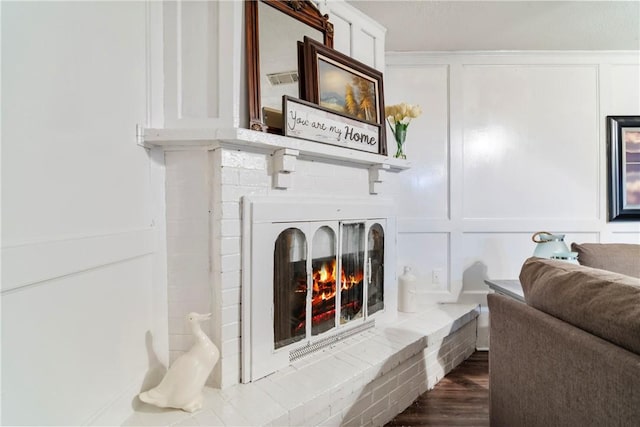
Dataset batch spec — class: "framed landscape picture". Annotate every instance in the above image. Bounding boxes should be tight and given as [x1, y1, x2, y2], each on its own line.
[607, 116, 640, 221]
[301, 36, 386, 155]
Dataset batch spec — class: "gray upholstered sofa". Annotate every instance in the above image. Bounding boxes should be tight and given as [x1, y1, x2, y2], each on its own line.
[488, 244, 640, 426]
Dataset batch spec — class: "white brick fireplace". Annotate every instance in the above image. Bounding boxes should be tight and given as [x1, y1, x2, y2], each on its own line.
[242, 195, 397, 382]
[151, 129, 409, 388]
[139, 129, 480, 426]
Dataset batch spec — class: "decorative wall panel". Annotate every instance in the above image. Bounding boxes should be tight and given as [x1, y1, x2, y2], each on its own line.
[462, 64, 599, 220]
[397, 232, 449, 291]
[610, 64, 640, 114]
[163, 0, 241, 128]
[329, 10, 352, 56]
[178, 1, 218, 119]
[461, 232, 599, 292]
[320, 1, 386, 72]
[385, 65, 449, 219]
[354, 29, 376, 68]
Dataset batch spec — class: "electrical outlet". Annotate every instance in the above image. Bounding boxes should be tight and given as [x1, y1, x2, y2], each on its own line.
[432, 269, 442, 284]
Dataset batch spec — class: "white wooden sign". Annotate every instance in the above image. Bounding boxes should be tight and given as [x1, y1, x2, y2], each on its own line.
[283, 96, 381, 154]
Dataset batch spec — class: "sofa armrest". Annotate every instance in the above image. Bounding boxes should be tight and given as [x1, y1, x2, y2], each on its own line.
[488, 294, 640, 427]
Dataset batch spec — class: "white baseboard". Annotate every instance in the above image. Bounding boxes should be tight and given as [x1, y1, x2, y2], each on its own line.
[85, 373, 146, 426]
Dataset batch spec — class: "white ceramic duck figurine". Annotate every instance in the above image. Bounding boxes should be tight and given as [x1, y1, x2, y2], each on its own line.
[139, 312, 219, 412]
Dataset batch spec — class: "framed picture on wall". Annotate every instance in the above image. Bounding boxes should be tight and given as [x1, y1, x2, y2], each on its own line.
[607, 116, 640, 221]
[300, 36, 387, 155]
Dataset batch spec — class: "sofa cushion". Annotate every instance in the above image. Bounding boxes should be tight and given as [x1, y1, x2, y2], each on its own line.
[520, 257, 640, 355]
[571, 242, 640, 278]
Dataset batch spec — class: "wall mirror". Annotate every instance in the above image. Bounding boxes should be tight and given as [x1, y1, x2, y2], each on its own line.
[246, 0, 333, 133]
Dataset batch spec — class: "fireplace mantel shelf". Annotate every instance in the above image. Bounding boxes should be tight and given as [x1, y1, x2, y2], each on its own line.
[141, 127, 411, 171]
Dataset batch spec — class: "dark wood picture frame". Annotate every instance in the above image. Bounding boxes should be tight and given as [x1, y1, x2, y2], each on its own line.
[301, 36, 387, 155]
[245, 0, 333, 133]
[607, 116, 640, 221]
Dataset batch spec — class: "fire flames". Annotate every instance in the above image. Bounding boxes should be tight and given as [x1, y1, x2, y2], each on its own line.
[293, 259, 364, 333]
[310, 259, 363, 329]
[312, 259, 363, 306]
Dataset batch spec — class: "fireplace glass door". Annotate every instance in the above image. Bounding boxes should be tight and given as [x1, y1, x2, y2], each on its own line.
[340, 223, 365, 325]
[272, 221, 385, 351]
[311, 226, 337, 335]
[367, 223, 384, 315]
[243, 197, 395, 383]
[273, 228, 307, 350]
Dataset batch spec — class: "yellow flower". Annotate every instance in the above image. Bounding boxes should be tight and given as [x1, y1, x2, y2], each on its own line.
[410, 105, 422, 118]
[385, 102, 422, 126]
[384, 105, 397, 118]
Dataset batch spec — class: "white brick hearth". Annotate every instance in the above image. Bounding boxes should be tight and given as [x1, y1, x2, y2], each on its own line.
[125, 303, 479, 427]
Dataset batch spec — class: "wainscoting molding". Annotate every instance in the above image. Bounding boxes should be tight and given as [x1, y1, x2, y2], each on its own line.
[1, 228, 155, 294]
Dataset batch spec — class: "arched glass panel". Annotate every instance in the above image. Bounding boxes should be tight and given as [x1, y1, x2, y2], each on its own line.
[311, 226, 337, 335]
[367, 223, 384, 315]
[273, 228, 307, 349]
[340, 223, 365, 324]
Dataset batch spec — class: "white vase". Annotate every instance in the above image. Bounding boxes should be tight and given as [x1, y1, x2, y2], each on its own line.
[398, 266, 417, 313]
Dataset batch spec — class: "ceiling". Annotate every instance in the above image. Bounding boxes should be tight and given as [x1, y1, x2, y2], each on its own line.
[346, 1, 640, 51]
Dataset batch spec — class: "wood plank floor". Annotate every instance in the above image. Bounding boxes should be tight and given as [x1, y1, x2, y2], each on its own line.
[385, 351, 489, 427]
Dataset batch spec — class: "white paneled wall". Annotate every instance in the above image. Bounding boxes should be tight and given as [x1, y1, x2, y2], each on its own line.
[320, 0, 386, 71]
[609, 65, 640, 113]
[384, 65, 449, 218]
[162, 0, 243, 128]
[2, 3, 149, 242]
[327, 6, 353, 57]
[1, 2, 166, 426]
[462, 64, 599, 219]
[386, 52, 640, 348]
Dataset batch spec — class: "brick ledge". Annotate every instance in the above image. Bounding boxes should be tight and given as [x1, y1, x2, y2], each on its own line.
[123, 303, 480, 426]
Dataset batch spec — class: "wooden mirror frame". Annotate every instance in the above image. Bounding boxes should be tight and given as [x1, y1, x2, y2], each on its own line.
[246, 0, 334, 132]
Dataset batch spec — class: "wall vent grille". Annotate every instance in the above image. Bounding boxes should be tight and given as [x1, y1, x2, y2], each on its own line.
[267, 71, 299, 86]
[289, 320, 375, 362]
